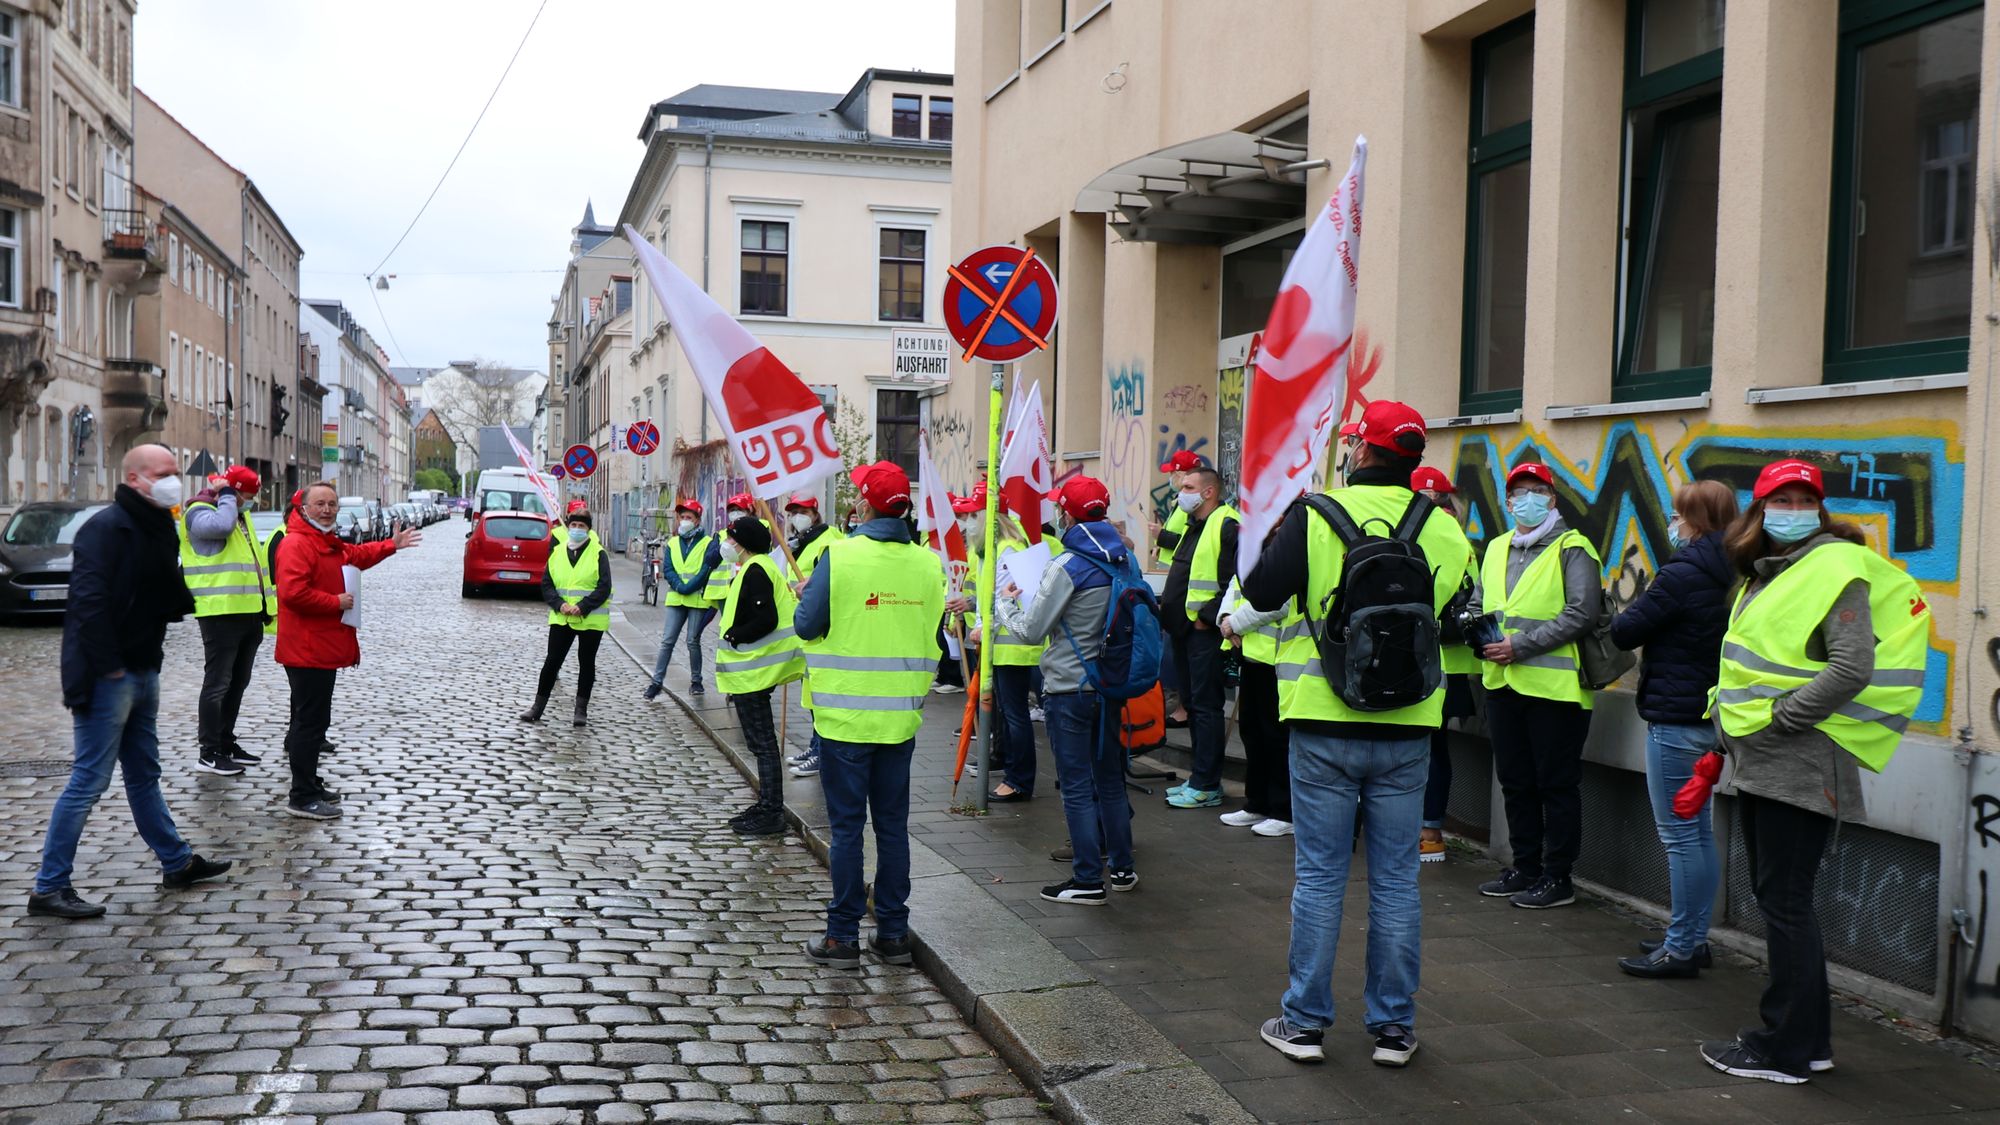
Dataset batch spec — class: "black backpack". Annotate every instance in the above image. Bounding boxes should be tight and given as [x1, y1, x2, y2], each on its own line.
[1301, 492, 1443, 712]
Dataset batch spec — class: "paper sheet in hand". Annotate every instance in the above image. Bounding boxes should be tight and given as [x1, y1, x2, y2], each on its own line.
[341, 565, 360, 628]
[999, 541, 1054, 615]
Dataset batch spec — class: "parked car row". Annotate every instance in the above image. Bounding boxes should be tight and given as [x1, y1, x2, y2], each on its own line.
[0, 501, 106, 617]
[461, 510, 554, 598]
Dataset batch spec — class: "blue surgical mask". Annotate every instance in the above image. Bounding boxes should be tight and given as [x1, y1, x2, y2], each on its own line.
[568, 528, 589, 546]
[1763, 507, 1821, 544]
[1509, 493, 1552, 528]
[1667, 516, 1689, 550]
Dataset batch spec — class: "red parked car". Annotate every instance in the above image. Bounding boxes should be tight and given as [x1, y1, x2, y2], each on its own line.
[462, 511, 553, 598]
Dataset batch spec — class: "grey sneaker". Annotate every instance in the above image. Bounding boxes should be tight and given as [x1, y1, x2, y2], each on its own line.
[1372, 1024, 1418, 1066]
[286, 798, 342, 821]
[1259, 1016, 1324, 1063]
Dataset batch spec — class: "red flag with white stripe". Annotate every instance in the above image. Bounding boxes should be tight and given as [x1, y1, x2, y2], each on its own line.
[916, 431, 968, 597]
[996, 379, 1054, 544]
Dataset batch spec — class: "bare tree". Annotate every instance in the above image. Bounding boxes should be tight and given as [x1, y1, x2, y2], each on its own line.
[425, 358, 533, 454]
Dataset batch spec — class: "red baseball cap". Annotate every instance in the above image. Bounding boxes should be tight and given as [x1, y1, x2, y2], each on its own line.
[849, 461, 913, 514]
[1338, 422, 1361, 440]
[1049, 476, 1111, 521]
[1410, 467, 1455, 495]
[784, 493, 819, 512]
[1159, 450, 1206, 473]
[1753, 459, 1825, 500]
[1356, 400, 1426, 454]
[674, 498, 703, 516]
[725, 492, 754, 512]
[565, 498, 590, 516]
[950, 482, 987, 515]
[1507, 463, 1555, 489]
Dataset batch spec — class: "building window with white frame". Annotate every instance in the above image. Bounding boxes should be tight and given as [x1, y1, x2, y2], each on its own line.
[0, 206, 21, 309]
[740, 220, 789, 316]
[50, 256, 62, 343]
[168, 331, 179, 398]
[0, 8, 23, 109]
[878, 228, 926, 321]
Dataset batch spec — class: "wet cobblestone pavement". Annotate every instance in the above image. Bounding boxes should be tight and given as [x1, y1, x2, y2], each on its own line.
[0, 529, 1047, 1124]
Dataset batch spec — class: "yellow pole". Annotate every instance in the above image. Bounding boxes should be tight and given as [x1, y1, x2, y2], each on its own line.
[974, 363, 1005, 811]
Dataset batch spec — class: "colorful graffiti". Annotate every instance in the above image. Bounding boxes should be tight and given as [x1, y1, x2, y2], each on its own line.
[1108, 364, 1146, 417]
[672, 440, 748, 532]
[1163, 383, 1212, 413]
[1444, 417, 1964, 733]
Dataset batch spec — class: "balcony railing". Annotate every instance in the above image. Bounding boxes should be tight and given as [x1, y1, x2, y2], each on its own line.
[102, 209, 162, 262]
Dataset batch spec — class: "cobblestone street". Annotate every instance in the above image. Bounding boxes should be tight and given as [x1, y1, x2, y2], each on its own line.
[0, 530, 1046, 1125]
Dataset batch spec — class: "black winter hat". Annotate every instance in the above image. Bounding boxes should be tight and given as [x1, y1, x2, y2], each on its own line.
[727, 515, 772, 554]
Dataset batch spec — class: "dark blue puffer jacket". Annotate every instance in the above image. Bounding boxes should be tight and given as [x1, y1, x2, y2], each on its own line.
[1610, 531, 1737, 725]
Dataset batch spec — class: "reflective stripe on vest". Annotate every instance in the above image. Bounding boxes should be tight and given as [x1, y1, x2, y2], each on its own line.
[1715, 540, 1930, 772]
[663, 534, 713, 608]
[1479, 528, 1598, 708]
[547, 536, 610, 631]
[177, 503, 269, 617]
[802, 536, 944, 744]
[1276, 486, 1474, 726]
[715, 553, 806, 694]
[973, 543, 1047, 666]
[1185, 504, 1240, 621]
[1157, 506, 1188, 567]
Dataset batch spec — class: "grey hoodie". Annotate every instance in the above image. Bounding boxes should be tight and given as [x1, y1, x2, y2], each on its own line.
[993, 521, 1125, 695]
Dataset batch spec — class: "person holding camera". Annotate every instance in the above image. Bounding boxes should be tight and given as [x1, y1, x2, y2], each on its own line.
[179, 464, 274, 777]
[1411, 468, 1477, 864]
[1475, 463, 1603, 910]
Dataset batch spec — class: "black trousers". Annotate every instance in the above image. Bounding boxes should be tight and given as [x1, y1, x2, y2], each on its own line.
[1183, 627, 1228, 792]
[732, 688, 782, 812]
[283, 666, 337, 806]
[196, 613, 264, 754]
[1237, 660, 1291, 821]
[1485, 687, 1592, 880]
[536, 625, 602, 701]
[1740, 794, 1834, 1070]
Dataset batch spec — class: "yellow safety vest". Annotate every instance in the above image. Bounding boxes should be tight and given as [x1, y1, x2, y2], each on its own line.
[715, 552, 806, 694]
[547, 535, 610, 632]
[972, 541, 1047, 667]
[1185, 504, 1240, 622]
[1276, 486, 1473, 726]
[663, 533, 713, 608]
[261, 527, 283, 637]
[1480, 528, 1599, 708]
[704, 521, 766, 605]
[1222, 577, 1287, 667]
[795, 525, 835, 578]
[177, 502, 270, 618]
[1716, 541, 1930, 772]
[803, 535, 944, 744]
[1441, 542, 1480, 674]
[1158, 506, 1189, 568]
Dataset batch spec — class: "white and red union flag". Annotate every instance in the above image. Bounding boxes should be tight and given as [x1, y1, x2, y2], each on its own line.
[623, 225, 842, 499]
[915, 431, 969, 596]
[1236, 136, 1367, 581]
[997, 379, 1054, 544]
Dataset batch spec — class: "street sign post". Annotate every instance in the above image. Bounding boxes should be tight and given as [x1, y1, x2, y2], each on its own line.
[626, 419, 661, 456]
[549, 462, 567, 480]
[891, 328, 951, 380]
[563, 444, 598, 480]
[943, 245, 1060, 364]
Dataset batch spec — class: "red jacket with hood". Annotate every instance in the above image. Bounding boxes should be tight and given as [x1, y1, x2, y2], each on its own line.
[274, 508, 397, 669]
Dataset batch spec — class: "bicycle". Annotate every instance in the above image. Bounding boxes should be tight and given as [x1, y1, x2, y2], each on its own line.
[639, 533, 663, 605]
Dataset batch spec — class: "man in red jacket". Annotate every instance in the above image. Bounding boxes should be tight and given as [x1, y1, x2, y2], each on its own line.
[275, 482, 421, 819]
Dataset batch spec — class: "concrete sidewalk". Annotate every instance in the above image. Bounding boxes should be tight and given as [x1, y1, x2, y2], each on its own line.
[603, 551, 2000, 1123]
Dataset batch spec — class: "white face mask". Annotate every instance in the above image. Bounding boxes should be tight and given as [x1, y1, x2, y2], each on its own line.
[958, 515, 983, 541]
[677, 518, 696, 535]
[143, 473, 183, 509]
[719, 538, 741, 561]
[307, 515, 335, 533]
[789, 513, 813, 533]
[727, 509, 747, 523]
[1175, 489, 1202, 513]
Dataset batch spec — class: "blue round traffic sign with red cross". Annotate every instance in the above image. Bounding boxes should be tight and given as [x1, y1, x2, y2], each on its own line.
[943, 245, 1059, 363]
[627, 419, 660, 456]
[563, 444, 597, 480]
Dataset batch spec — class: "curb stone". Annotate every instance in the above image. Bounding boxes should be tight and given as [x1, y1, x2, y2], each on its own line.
[608, 616, 1257, 1125]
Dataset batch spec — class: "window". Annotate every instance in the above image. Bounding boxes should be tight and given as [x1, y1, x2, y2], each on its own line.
[1827, 0, 1982, 381]
[0, 8, 21, 109]
[929, 97, 953, 142]
[740, 220, 789, 315]
[65, 0, 77, 39]
[875, 389, 921, 477]
[65, 112, 79, 197]
[1614, 0, 1724, 401]
[83, 128, 97, 208]
[83, 276, 96, 353]
[168, 233, 179, 281]
[891, 93, 921, 139]
[1460, 16, 1533, 412]
[0, 207, 20, 308]
[878, 228, 926, 321]
[49, 256, 61, 343]
[167, 333, 179, 398]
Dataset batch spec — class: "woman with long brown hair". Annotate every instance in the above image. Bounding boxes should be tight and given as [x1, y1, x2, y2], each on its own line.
[1698, 460, 1928, 1085]
[1608, 480, 1738, 980]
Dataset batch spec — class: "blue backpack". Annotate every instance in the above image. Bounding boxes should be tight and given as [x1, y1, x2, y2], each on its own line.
[1058, 551, 1164, 701]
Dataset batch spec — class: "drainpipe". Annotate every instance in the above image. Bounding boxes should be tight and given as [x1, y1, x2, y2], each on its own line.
[700, 129, 712, 444]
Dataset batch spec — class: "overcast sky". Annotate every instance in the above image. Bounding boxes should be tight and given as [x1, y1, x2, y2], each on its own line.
[133, 0, 955, 372]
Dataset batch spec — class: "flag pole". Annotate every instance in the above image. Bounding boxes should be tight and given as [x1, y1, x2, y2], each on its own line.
[748, 494, 804, 584]
[974, 363, 1004, 813]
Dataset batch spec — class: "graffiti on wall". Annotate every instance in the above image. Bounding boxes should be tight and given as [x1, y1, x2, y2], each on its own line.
[672, 440, 747, 532]
[1444, 417, 1963, 732]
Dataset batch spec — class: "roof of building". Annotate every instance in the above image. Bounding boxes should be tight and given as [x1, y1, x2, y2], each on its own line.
[638, 70, 954, 148]
[388, 365, 433, 386]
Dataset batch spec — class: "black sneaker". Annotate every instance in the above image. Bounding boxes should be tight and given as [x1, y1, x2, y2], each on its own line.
[1372, 1024, 1419, 1067]
[731, 811, 786, 837]
[1619, 946, 1699, 979]
[1040, 879, 1107, 906]
[801, 936, 861, 969]
[1478, 867, 1535, 897]
[286, 798, 342, 821]
[319, 739, 337, 756]
[1107, 869, 1138, 892]
[161, 854, 233, 889]
[871, 932, 914, 966]
[1640, 938, 1713, 968]
[690, 682, 705, 697]
[1258, 1016, 1324, 1063]
[226, 742, 261, 764]
[1701, 1039, 1809, 1084]
[196, 750, 244, 777]
[1510, 875, 1576, 910]
[26, 888, 105, 919]
[642, 682, 662, 702]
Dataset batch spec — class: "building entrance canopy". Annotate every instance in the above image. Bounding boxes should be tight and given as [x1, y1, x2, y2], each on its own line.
[1074, 130, 1319, 245]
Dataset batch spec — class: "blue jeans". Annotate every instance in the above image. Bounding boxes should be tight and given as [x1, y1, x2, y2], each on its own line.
[1645, 721, 1719, 957]
[820, 737, 914, 942]
[36, 671, 193, 894]
[1043, 691, 1134, 886]
[993, 663, 1035, 794]
[1281, 730, 1428, 1034]
[650, 603, 715, 688]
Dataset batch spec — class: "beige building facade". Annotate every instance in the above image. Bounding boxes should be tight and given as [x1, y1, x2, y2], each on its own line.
[949, 0, 2000, 1033]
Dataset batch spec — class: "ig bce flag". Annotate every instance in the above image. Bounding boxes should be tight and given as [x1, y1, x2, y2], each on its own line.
[624, 225, 842, 500]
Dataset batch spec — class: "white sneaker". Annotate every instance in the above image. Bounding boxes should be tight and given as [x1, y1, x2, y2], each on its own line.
[1251, 819, 1295, 837]
[1219, 810, 1263, 828]
[931, 681, 965, 695]
[1029, 706, 1046, 723]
